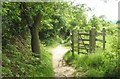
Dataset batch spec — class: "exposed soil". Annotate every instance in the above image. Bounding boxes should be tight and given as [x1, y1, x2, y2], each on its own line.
[52, 45, 76, 77]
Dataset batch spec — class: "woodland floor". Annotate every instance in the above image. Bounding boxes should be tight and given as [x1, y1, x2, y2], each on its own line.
[52, 45, 76, 77]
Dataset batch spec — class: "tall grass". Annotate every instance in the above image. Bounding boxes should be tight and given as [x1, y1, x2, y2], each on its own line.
[2, 42, 54, 77]
[63, 33, 119, 77]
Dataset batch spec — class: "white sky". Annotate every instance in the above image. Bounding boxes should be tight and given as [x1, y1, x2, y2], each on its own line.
[73, 0, 120, 22]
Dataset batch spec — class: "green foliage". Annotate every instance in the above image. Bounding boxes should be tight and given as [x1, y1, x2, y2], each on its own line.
[63, 34, 119, 77]
[2, 41, 54, 77]
[2, 2, 29, 38]
[64, 50, 118, 77]
[2, 1, 119, 77]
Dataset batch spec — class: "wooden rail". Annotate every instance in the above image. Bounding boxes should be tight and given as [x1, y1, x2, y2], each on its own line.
[70, 27, 106, 55]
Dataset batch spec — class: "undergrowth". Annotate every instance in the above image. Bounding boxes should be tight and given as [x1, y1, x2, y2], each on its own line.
[63, 34, 119, 77]
[64, 49, 119, 77]
[2, 38, 54, 77]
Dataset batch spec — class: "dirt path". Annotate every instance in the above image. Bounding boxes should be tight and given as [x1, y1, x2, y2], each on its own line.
[52, 45, 76, 77]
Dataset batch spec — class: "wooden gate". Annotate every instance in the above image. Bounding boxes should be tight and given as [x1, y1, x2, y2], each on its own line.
[70, 27, 106, 56]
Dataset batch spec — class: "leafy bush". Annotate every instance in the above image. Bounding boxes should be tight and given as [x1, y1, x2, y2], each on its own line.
[2, 41, 54, 77]
[64, 49, 118, 77]
[63, 26, 119, 77]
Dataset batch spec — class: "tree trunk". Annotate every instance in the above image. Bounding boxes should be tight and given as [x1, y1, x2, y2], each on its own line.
[30, 26, 40, 54]
[20, 2, 42, 55]
[29, 13, 42, 55]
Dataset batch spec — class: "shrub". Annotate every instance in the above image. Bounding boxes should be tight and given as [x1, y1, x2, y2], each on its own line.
[64, 48, 118, 77]
[2, 41, 54, 77]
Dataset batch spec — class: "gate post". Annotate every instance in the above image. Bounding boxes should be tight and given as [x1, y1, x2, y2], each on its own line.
[102, 28, 106, 50]
[70, 30, 74, 56]
[90, 27, 96, 53]
[78, 31, 79, 54]
[89, 30, 92, 53]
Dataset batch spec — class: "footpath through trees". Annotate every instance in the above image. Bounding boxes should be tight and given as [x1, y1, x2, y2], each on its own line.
[52, 45, 76, 77]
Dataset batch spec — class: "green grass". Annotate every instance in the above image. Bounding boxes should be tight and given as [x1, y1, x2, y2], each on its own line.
[64, 50, 118, 77]
[44, 36, 63, 52]
[63, 34, 119, 77]
[2, 42, 54, 77]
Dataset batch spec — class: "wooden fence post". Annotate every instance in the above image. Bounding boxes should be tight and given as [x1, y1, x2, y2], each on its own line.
[70, 30, 74, 56]
[90, 27, 96, 53]
[89, 30, 92, 53]
[102, 28, 106, 50]
[78, 31, 79, 54]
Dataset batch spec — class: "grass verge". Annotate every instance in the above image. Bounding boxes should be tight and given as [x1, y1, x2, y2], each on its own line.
[2, 41, 54, 77]
[63, 34, 119, 77]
